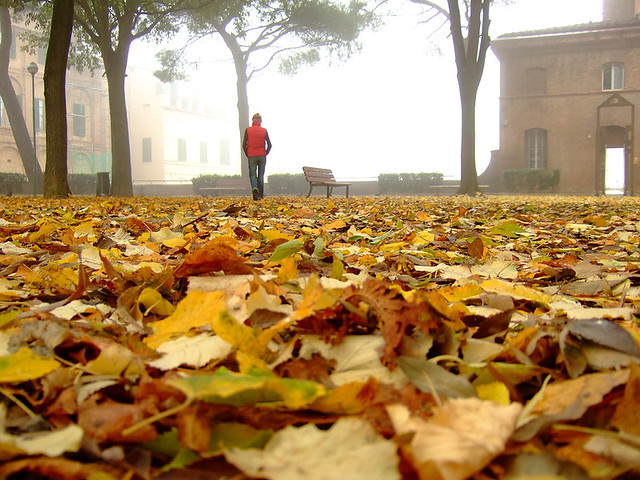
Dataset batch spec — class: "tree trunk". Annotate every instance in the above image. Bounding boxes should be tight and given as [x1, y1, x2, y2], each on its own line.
[43, 0, 74, 198]
[235, 63, 250, 180]
[0, 7, 43, 192]
[103, 47, 133, 197]
[447, 0, 491, 196]
[218, 27, 250, 180]
[458, 81, 479, 194]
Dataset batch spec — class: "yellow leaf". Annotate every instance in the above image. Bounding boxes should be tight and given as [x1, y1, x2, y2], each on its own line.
[476, 382, 510, 405]
[163, 236, 188, 249]
[73, 221, 97, 238]
[311, 381, 372, 414]
[29, 219, 62, 243]
[439, 284, 484, 303]
[330, 254, 344, 280]
[138, 287, 175, 316]
[323, 219, 347, 231]
[276, 256, 298, 283]
[378, 242, 407, 252]
[212, 310, 269, 359]
[84, 338, 138, 376]
[145, 290, 227, 349]
[260, 229, 294, 241]
[412, 230, 435, 246]
[0, 348, 60, 382]
[480, 278, 552, 306]
[290, 275, 335, 321]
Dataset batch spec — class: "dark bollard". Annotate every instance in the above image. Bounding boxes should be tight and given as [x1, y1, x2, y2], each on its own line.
[96, 172, 110, 196]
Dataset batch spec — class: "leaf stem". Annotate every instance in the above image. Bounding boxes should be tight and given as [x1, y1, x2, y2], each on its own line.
[122, 397, 192, 437]
[0, 385, 38, 419]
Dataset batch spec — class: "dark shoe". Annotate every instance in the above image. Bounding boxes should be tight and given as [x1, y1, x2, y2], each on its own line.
[252, 188, 259, 201]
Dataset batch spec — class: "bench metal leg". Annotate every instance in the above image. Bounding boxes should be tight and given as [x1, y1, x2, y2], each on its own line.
[307, 184, 313, 197]
[327, 186, 332, 198]
[345, 185, 349, 198]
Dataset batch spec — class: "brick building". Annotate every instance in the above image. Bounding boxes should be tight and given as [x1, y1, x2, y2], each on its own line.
[489, 0, 640, 195]
[0, 20, 111, 183]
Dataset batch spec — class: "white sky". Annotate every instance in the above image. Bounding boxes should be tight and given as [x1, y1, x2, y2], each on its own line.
[131, 0, 605, 180]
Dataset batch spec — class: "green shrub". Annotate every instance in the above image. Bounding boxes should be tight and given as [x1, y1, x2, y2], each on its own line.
[0, 173, 29, 195]
[267, 173, 307, 195]
[191, 174, 241, 194]
[378, 172, 443, 194]
[502, 169, 560, 193]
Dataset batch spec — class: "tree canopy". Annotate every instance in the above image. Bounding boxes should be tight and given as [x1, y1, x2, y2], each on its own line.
[158, 0, 377, 178]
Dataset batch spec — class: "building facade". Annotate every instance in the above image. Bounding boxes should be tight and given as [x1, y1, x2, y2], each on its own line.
[126, 64, 240, 185]
[1, 17, 240, 191]
[0, 21, 111, 180]
[491, 0, 640, 195]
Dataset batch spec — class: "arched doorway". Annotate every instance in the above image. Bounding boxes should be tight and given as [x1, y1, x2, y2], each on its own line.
[596, 94, 634, 195]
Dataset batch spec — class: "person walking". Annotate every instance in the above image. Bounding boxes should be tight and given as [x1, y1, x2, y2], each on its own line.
[243, 113, 272, 200]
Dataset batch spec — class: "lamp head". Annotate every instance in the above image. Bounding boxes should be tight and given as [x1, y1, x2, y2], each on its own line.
[27, 62, 38, 76]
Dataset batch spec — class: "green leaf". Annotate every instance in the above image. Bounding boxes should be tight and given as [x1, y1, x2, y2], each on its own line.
[370, 230, 395, 245]
[0, 309, 18, 329]
[398, 356, 476, 399]
[268, 239, 303, 263]
[489, 221, 528, 238]
[313, 237, 324, 257]
[168, 367, 326, 409]
[209, 422, 273, 454]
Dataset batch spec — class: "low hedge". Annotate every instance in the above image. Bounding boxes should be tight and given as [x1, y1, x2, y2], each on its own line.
[191, 174, 242, 194]
[378, 172, 443, 194]
[0, 173, 29, 195]
[502, 169, 560, 193]
[267, 173, 307, 195]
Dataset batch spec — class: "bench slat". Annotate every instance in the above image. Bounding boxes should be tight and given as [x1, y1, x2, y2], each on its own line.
[303, 166, 351, 198]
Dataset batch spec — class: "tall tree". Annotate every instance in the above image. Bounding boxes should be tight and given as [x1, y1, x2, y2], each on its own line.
[0, 6, 43, 192]
[412, 0, 492, 195]
[43, 0, 73, 197]
[69, 1, 193, 196]
[164, 0, 375, 179]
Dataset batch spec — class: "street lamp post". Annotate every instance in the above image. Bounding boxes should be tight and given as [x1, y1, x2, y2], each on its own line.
[27, 62, 38, 195]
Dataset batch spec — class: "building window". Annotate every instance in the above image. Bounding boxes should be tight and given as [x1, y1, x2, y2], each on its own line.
[142, 137, 152, 163]
[525, 67, 546, 95]
[0, 99, 7, 125]
[219, 138, 230, 165]
[38, 48, 46, 64]
[10, 33, 16, 59]
[72, 103, 86, 137]
[200, 141, 207, 163]
[602, 62, 624, 91]
[35, 98, 44, 131]
[525, 128, 547, 169]
[178, 138, 186, 162]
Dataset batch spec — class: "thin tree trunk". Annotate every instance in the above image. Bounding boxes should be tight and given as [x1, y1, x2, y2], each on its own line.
[0, 7, 42, 191]
[44, 0, 74, 198]
[218, 26, 250, 180]
[235, 63, 250, 180]
[103, 48, 133, 197]
[447, 0, 490, 196]
[458, 84, 479, 194]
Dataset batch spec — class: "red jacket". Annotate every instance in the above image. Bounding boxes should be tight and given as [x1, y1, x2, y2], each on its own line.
[243, 121, 272, 157]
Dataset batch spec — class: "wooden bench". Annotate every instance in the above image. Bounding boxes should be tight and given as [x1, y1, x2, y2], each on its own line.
[199, 178, 248, 196]
[303, 166, 351, 198]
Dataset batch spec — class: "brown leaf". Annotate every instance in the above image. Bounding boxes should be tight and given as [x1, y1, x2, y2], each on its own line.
[468, 237, 485, 259]
[174, 238, 253, 277]
[0, 457, 125, 480]
[78, 396, 159, 443]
